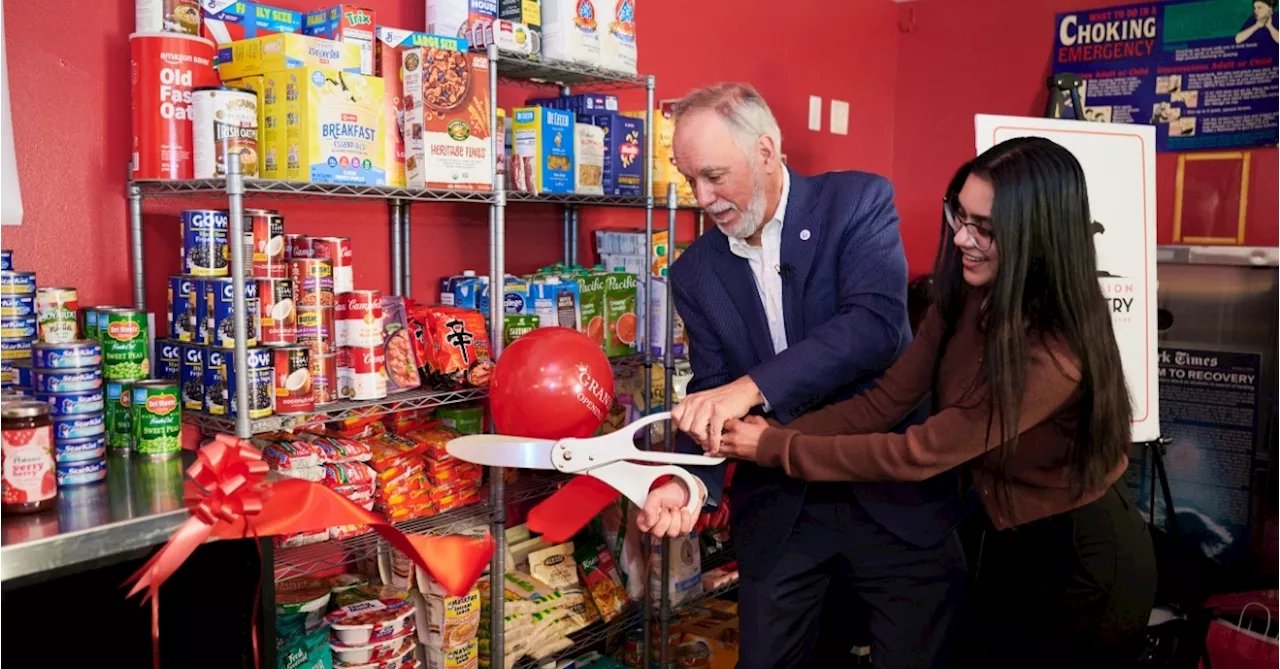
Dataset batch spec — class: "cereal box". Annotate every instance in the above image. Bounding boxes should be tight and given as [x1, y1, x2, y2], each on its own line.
[427, 0, 498, 39]
[303, 5, 377, 76]
[216, 33, 361, 80]
[258, 71, 288, 178]
[202, 1, 302, 54]
[376, 29, 468, 188]
[584, 111, 643, 196]
[640, 105, 695, 205]
[575, 123, 605, 195]
[402, 48, 493, 191]
[266, 68, 387, 185]
[599, 0, 637, 74]
[541, 0, 601, 65]
[511, 106, 575, 194]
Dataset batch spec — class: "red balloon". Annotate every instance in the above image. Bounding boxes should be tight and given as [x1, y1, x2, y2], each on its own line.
[490, 327, 615, 439]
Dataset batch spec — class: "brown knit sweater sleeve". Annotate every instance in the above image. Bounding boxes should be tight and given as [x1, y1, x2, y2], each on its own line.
[777, 306, 946, 437]
[756, 341, 1082, 483]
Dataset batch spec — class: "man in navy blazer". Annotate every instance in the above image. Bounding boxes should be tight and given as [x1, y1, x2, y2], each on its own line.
[635, 83, 969, 668]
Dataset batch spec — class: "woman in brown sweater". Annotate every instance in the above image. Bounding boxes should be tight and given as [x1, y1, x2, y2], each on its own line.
[714, 137, 1157, 668]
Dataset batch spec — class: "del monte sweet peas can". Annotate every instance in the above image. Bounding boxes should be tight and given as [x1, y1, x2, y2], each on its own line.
[132, 380, 182, 459]
[99, 309, 151, 381]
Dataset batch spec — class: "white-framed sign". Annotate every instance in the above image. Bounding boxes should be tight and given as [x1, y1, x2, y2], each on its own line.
[975, 114, 1160, 443]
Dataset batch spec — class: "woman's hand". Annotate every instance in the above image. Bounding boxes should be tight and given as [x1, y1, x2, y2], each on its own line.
[719, 416, 769, 462]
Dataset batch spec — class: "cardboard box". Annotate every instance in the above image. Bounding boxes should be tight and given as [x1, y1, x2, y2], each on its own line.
[303, 5, 377, 76]
[681, 615, 740, 669]
[263, 68, 387, 185]
[224, 75, 270, 176]
[427, 0, 498, 39]
[527, 93, 618, 114]
[575, 123, 605, 195]
[401, 48, 494, 191]
[202, 1, 302, 56]
[584, 111, 643, 196]
[216, 33, 361, 80]
[511, 106, 575, 194]
[375, 28, 469, 187]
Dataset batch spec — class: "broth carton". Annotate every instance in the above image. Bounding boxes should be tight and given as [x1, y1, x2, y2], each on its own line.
[402, 48, 494, 191]
[303, 5, 377, 76]
[511, 106, 576, 194]
[603, 269, 637, 357]
[529, 277, 580, 330]
[375, 29, 468, 187]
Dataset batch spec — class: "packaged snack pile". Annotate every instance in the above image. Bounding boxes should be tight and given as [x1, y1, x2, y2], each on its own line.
[406, 303, 495, 390]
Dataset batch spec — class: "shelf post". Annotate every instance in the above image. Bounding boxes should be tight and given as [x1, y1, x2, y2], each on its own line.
[391, 199, 405, 296]
[641, 72, 656, 669]
[562, 207, 573, 266]
[658, 181, 679, 668]
[128, 179, 146, 310]
[227, 153, 252, 440]
[570, 207, 580, 267]
[486, 42, 507, 667]
[401, 205, 413, 298]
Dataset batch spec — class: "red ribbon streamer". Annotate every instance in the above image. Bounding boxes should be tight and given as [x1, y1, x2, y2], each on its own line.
[124, 434, 495, 669]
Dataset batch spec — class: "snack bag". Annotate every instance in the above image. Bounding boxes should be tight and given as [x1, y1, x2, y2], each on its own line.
[380, 295, 422, 392]
[425, 306, 495, 388]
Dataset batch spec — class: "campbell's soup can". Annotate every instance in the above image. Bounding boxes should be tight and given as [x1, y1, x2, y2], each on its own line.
[192, 86, 259, 179]
[335, 290, 383, 348]
[311, 353, 337, 406]
[246, 210, 286, 278]
[257, 278, 297, 345]
[272, 345, 313, 415]
[337, 345, 387, 401]
[286, 234, 312, 260]
[129, 33, 219, 181]
[309, 237, 353, 294]
[135, 0, 201, 34]
[289, 258, 334, 308]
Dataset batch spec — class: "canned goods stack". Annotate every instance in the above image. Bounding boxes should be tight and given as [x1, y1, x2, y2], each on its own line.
[0, 251, 36, 392]
[96, 307, 152, 458]
[336, 290, 388, 401]
[33, 340, 108, 482]
[292, 256, 338, 407]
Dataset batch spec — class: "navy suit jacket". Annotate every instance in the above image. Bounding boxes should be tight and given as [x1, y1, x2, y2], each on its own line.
[670, 168, 970, 577]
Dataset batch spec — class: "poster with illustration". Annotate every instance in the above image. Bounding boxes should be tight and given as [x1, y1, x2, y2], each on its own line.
[1052, 0, 1278, 152]
[975, 114, 1159, 443]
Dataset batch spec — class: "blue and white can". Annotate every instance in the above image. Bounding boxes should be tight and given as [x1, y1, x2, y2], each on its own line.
[205, 277, 259, 348]
[180, 209, 231, 277]
[37, 388, 106, 416]
[168, 275, 198, 342]
[0, 249, 11, 271]
[32, 340, 102, 369]
[0, 317, 36, 340]
[56, 459, 108, 486]
[155, 338, 181, 381]
[0, 271, 36, 295]
[203, 347, 228, 415]
[53, 413, 107, 440]
[33, 366, 103, 394]
[180, 343, 205, 412]
[1, 337, 33, 362]
[55, 434, 108, 464]
[0, 294, 35, 318]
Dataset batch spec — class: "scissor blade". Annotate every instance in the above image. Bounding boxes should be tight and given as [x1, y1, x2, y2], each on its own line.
[446, 435, 558, 470]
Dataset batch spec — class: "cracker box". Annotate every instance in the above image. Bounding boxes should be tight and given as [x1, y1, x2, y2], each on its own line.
[224, 75, 270, 176]
[575, 123, 605, 195]
[303, 5, 377, 76]
[401, 48, 494, 191]
[427, 0, 498, 39]
[511, 106, 575, 194]
[599, 0, 637, 74]
[264, 68, 387, 185]
[541, 0, 601, 65]
[202, 1, 302, 55]
[584, 111, 643, 196]
[376, 29, 468, 188]
[216, 33, 361, 80]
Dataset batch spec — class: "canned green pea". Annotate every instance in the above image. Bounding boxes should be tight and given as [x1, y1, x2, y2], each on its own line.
[99, 309, 151, 381]
[131, 380, 182, 459]
[106, 381, 134, 454]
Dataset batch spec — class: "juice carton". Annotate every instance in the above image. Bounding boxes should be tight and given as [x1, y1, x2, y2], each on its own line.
[577, 271, 607, 348]
[453, 276, 487, 310]
[402, 48, 494, 191]
[603, 269, 638, 357]
[641, 275, 686, 358]
[511, 106, 575, 194]
[303, 5, 377, 76]
[216, 33, 361, 80]
[374, 29, 468, 187]
[503, 314, 540, 347]
[265, 67, 387, 185]
[529, 277, 580, 330]
[651, 229, 680, 276]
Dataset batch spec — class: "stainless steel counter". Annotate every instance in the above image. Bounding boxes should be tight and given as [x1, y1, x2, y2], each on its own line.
[1, 452, 192, 583]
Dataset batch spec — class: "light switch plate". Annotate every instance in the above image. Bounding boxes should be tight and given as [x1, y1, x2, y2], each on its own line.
[830, 100, 849, 135]
[808, 95, 822, 131]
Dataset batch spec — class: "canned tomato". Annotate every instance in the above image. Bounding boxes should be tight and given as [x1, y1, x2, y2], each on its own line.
[289, 258, 334, 308]
[0, 294, 34, 318]
[192, 86, 259, 179]
[99, 309, 151, 381]
[37, 389, 106, 416]
[54, 434, 107, 464]
[181, 209, 231, 277]
[179, 343, 205, 412]
[33, 367, 103, 394]
[309, 237, 353, 294]
[2, 338, 33, 362]
[272, 345, 313, 415]
[286, 234, 312, 259]
[0, 250, 10, 270]
[338, 345, 387, 401]
[311, 353, 338, 406]
[132, 380, 183, 459]
[82, 306, 127, 341]
[1, 317, 36, 340]
[167, 275, 198, 341]
[56, 459, 108, 487]
[247, 210, 287, 278]
[0, 271, 36, 295]
[53, 413, 106, 441]
[335, 290, 383, 347]
[297, 307, 335, 354]
[129, 32, 218, 180]
[203, 347, 228, 415]
[105, 381, 134, 453]
[257, 278, 298, 345]
[205, 277, 259, 348]
[35, 287, 79, 343]
[224, 347, 273, 419]
[33, 340, 102, 370]
[135, 0, 201, 34]
[155, 338, 181, 380]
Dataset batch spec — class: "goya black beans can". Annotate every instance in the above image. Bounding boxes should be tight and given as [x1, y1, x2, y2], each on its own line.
[155, 338, 181, 381]
[203, 347, 228, 415]
[132, 380, 182, 459]
[179, 343, 205, 412]
[205, 277, 259, 348]
[167, 275, 199, 342]
[32, 340, 102, 369]
[225, 346, 273, 419]
[99, 308, 151, 381]
[192, 278, 209, 344]
[105, 381, 133, 453]
[180, 209, 231, 277]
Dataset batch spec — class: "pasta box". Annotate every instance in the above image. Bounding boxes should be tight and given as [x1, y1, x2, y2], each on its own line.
[375, 28, 468, 187]
[401, 48, 494, 191]
[201, 1, 302, 51]
[303, 5, 378, 76]
[511, 106, 576, 194]
[527, 93, 618, 114]
[584, 111, 643, 196]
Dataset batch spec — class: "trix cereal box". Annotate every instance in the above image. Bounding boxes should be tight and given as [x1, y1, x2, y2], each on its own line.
[376, 29, 468, 188]
[401, 48, 494, 191]
[202, 1, 302, 54]
[263, 68, 387, 185]
[217, 33, 361, 80]
[303, 5, 377, 76]
[511, 106, 576, 194]
[584, 111, 643, 196]
[426, 0, 498, 39]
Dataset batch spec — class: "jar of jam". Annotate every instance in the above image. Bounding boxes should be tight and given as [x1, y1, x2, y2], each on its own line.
[2, 400, 56, 514]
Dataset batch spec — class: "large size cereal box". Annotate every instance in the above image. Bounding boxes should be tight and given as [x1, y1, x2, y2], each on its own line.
[401, 48, 494, 191]
[303, 5, 377, 76]
[217, 33, 361, 80]
[376, 29, 469, 188]
[202, 1, 303, 57]
[511, 106, 575, 194]
[267, 68, 387, 185]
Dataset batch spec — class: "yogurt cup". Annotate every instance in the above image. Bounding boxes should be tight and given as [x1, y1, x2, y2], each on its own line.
[339, 645, 417, 669]
[329, 632, 416, 666]
[326, 598, 416, 646]
[56, 458, 108, 486]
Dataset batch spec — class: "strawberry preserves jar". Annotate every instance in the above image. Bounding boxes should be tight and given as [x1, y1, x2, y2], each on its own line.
[2, 400, 55, 514]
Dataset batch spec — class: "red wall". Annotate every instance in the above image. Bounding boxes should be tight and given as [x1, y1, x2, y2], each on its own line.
[2, 0, 900, 321]
[891, 0, 1279, 276]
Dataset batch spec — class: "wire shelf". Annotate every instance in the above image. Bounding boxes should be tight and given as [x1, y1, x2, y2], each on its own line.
[495, 55, 647, 90]
[183, 387, 489, 436]
[507, 191, 647, 207]
[131, 178, 497, 203]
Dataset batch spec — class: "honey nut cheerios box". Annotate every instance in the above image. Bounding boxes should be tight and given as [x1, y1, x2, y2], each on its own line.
[217, 32, 361, 80]
[401, 48, 494, 191]
[376, 28, 469, 188]
[262, 67, 387, 185]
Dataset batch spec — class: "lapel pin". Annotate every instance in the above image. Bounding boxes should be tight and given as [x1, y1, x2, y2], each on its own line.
[800, 229, 811, 241]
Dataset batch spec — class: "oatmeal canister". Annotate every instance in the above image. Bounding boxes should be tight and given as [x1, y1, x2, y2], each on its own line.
[35, 287, 80, 343]
[247, 209, 287, 278]
[272, 345, 313, 414]
[257, 278, 298, 345]
[2, 401, 56, 514]
[192, 86, 259, 179]
[335, 290, 383, 347]
[130, 32, 219, 180]
[132, 380, 183, 459]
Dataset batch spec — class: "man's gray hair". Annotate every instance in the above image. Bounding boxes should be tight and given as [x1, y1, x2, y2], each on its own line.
[672, 82, 782, 161]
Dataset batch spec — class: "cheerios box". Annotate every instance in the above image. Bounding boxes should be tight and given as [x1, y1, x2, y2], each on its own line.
[216, 32, 361, 80]
[263, 67, 387, 185]
[401, 48, 493, 191]
[376, 28, 469, 188]
[511, 106, 576, 194]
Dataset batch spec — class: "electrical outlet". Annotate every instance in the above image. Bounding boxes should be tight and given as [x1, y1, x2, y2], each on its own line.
[830, 100, 849, 135]
[808, 96, 822, 131]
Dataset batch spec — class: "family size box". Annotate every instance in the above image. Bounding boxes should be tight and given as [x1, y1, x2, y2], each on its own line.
[303, 5, 377, 76]
[401, 48, 494, 191]
[202, 1, 302, 52]
[541, 0, 601, 64]
[584, 111, 643, 196]
[427, 0, 498, 38]
[216, 33, 361, 80]
[511, 106, 575, 194]
[263, 68, 387, 185]
[376, 29, 469, 187]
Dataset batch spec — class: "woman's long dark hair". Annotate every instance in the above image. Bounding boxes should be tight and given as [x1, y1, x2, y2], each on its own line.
[929, 136, 1131, 500]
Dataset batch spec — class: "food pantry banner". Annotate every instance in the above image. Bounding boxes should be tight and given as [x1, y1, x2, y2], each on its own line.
[975, 115, 1159, 443]
[1052, 0, 1279, 152]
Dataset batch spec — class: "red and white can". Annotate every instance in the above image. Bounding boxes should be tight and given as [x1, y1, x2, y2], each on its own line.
[286, 234, 312, 260]
[271, 345, 313, 415]
[256, 278, 297, 345]
[289, 258, 334, 308]
[129, 32, 219, 180]
[311, 353, 338, 406]
[309, 237, 353, 294]
[338, 345, 388, 401]
[335, 290, 383, 348]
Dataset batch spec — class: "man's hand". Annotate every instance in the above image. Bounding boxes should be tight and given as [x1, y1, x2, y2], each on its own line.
[672, 375, 765, 455]
[636, 479, 705, 538]
[719, 416, 769, 462]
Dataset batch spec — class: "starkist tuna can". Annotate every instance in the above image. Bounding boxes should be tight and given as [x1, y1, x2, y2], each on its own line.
[129, 32, 219, 180]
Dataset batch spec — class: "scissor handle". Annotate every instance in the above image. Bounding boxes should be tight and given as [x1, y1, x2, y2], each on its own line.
[585, 460, 707, 517]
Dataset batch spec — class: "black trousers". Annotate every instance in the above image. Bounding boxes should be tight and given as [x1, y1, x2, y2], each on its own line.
[953, 482, 1158, 669]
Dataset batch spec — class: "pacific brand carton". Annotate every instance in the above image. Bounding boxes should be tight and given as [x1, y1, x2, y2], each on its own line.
[202, 1, 303, 62]
[603, 269, 637, 356]
[264, 68, 387, 185]
[401, 48, 494, 191]
[426, 0, 498, 38]
[303, 5, 378, 76]
[577, 271, 607, 347]
[584, 112, 643, 196]
[511, 106, 576, 194]
[216, 33, 362, 80]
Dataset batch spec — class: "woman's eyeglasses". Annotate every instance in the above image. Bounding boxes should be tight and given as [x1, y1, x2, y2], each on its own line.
[943, 196, 994, 251]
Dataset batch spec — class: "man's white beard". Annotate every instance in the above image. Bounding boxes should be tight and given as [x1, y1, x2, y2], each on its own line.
[715, 169, 769, 240]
